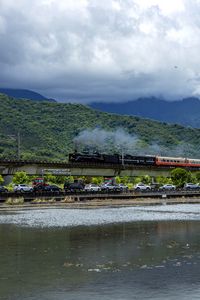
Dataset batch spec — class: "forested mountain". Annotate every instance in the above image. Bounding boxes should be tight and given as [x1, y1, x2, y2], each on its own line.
[90, 97, 200, 128]
[0, 88, 56, 102]
[1, 93, 200, 161]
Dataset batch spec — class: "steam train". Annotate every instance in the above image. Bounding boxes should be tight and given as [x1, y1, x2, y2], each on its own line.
[69, 152, 200, 169]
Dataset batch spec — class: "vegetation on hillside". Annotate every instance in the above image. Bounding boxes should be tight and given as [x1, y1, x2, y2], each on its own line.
[1, 93, 200, 161]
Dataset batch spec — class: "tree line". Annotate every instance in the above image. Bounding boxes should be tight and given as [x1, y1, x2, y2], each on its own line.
[0, 168, 200, 191]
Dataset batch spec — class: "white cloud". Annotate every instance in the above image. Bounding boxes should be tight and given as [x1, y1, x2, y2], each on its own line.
[0, 0, 200, 102]
[134, 0, 185, 15]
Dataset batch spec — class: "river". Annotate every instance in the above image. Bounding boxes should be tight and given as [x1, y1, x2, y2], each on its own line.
[0, 204, 200, 299]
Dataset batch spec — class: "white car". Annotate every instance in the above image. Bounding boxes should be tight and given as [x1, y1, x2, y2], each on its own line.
[84, 184, 101, 192]
[184, 183, 200, 190]
[14, 184, 33, 193]
[159, 184, 176, 191]
[134, 183, 151, 191]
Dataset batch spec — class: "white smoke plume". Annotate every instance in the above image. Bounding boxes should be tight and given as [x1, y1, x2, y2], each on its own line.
[73, 128, 199, 158]
[73, 128, 162, 155]
[74, 128, 140, 154]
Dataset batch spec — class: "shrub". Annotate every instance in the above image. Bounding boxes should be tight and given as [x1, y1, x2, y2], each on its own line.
[5, 197, 24, 205]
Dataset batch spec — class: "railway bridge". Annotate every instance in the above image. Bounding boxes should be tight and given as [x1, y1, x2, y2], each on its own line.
[0, 159, 192, 183]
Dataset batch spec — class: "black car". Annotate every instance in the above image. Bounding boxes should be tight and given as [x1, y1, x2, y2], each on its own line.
[64, 180, 85, 192]
[0, 186, 8, 193]
[44, 185, 62, 193]
[33, 185, 61, 193]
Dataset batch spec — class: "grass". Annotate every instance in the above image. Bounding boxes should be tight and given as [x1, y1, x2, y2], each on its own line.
[31, 198, 56, 204]
[61, 196, 75, 203]
[5, 197, 24, 205]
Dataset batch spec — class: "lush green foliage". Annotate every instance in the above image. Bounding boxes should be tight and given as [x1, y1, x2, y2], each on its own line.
[0, 174, 4, 185]
[4, 168, 200, 188]
[156, 176, 172, 185]
[1, 93, 200, 161]
[171, 168, 192, 187]
[12, 171, 29, 184]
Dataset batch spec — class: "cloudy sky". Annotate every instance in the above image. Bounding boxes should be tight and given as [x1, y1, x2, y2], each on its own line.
[1, 0, 200, 102]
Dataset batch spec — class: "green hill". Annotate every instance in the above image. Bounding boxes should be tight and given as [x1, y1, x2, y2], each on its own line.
[0, 93, 200, 161]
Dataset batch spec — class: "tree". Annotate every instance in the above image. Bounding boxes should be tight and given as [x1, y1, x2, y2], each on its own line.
[64, 176, 74, 183]
[120, 176, 129, 184]
[92, 177, 104, 185]
[156, 176, 172, 185]
[54, 175, 66, 184]
[0, 175, 4, 185]
[13, 171, 29, 184]
[141, 175, 151, 184]
[195, 171, 200, 183]
[133, 177, 143, 184]
[171, 168, 191, 187]
[44, 173, 57, 184]
[115, 176, 121, 184]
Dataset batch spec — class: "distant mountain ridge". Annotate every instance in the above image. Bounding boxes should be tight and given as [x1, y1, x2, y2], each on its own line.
[0, 88, 56, 102]
[90, 97, 200, 128]
[2, 88, 200, 128]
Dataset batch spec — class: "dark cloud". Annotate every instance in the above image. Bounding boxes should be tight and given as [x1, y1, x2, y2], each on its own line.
[0, 0, 200, 102]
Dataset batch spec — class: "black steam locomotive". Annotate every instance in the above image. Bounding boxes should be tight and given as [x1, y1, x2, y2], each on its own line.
[69, 151, 200, 169]
[68, 151, 156, 165]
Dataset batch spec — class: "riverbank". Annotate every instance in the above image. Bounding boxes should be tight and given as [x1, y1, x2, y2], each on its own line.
[1, 196, 200, 210]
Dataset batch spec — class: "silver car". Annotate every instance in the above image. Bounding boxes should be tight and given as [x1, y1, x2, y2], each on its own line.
[118, 184, 129, 192]
[101, 183, 121, 192]
[134, 183, 151, 191]
[14, 184, 33, 193]
[84, 184, 101, 192]
[159, 184, 176, 191]
[184, 183, 200, 190]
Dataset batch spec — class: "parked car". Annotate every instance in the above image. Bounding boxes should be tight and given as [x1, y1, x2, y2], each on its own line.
[101, 183, 121, 192]
[44, 185, 62, 193]
[14, 184, 33, 193]
[134, 183, 151, 192]
[0, 186, 8, 193]
[159, 184, 176, 191]
[118, 184, 129, 192]
[84, 184, 101, 192]
[64, 180, 85, 192]
[184, 183, 200, 190]
[33, 184, 61, 193]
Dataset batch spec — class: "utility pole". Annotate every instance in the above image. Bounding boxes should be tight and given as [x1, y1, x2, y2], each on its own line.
[8, 132, 21, 160]
[121, 148, 125, 167]
[17, 131, 21, 160]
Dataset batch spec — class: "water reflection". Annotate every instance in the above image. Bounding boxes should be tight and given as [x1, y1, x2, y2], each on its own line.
[0, 220, 200, 299]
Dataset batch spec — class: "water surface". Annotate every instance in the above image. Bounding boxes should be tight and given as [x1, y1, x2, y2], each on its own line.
[1, 205, 200, 299]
